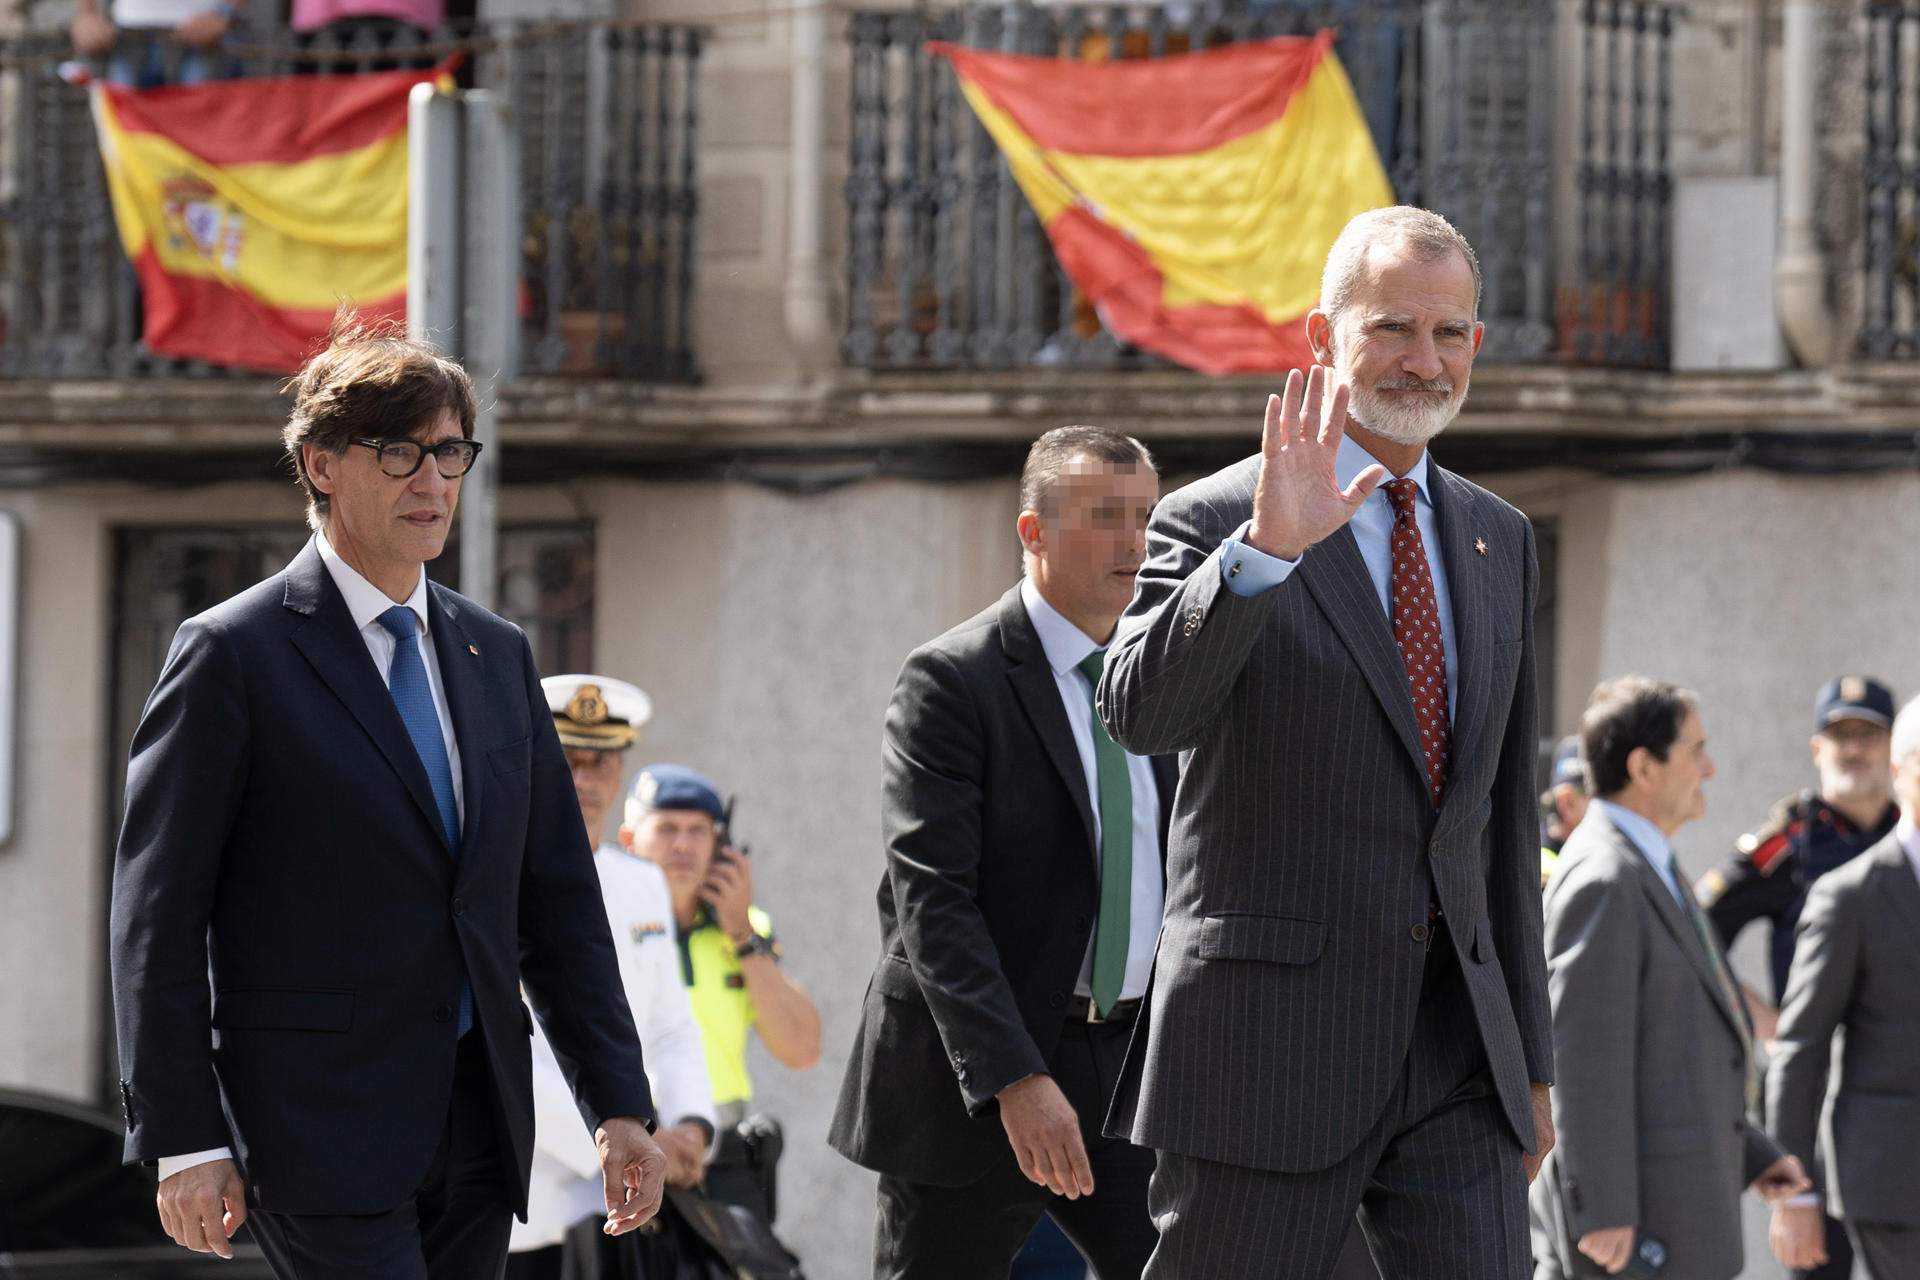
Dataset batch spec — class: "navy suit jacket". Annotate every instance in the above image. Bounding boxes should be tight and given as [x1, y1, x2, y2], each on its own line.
[109, 540, 654, 1216]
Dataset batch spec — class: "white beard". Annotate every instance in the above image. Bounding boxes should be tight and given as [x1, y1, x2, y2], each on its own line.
[1333, 346, 1470, 445]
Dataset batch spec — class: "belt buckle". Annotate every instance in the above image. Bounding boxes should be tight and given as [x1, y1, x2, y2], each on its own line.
[1085, 998, 1104, 1025]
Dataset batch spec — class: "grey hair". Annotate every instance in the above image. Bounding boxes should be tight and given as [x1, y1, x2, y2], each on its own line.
[1319, 206, 1483, 333]
[1891, 694, 1920, 768]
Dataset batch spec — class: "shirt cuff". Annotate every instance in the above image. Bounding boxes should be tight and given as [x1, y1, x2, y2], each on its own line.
[1784, 1193, 1822, 1209]
[1218, 522, 1299, 597]
[157, 1147, 233, 1182]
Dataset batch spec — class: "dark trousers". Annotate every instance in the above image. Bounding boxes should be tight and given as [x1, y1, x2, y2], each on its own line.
[249, 1033, 517, 1279]
[1790, 1212, 1854, 1280]
[1144, 930, 1529, 1280]
[1849, 1218, 1920, 1280]
[873, 1018, 1157, 1280]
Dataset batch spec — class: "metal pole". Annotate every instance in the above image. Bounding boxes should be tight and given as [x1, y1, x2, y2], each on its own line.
[457, 90, 520, 613]
[408, 82, 464, 355]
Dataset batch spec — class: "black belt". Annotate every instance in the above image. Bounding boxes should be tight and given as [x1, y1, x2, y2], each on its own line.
[1066, 995, 1141, 1025]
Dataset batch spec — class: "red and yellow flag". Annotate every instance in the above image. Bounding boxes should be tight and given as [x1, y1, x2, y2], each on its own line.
[91, 65, 450, 372]
[930, 34, 1391, 375]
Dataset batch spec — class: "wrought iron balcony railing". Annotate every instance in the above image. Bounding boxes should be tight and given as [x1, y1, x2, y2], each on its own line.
[844, 0, 1677, 374]
[0, 18, 704, 381]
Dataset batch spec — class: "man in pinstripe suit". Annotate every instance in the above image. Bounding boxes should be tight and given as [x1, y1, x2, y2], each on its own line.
[1098, 207, 1555, 1279]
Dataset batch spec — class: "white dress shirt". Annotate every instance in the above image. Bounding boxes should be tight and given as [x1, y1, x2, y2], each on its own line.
[1020, 578, 1164, 1002]
[1217, 433, 1459, 718]
[1594, 799, 1687, 909]
[512, 848, 715, 1251]
[159, 533, 467, 1181]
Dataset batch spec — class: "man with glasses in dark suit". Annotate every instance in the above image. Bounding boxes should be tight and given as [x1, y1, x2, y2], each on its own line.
[111, 316, 666, 1278]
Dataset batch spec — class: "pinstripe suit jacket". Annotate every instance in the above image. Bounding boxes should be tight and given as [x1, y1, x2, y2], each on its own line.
[1096, 452, 1552, 1174]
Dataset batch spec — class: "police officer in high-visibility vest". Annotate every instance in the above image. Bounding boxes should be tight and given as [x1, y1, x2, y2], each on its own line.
[619, 764, 821, 1227]
[1696, 674, 1899, 1280]
[1539, 735, 1589, 889]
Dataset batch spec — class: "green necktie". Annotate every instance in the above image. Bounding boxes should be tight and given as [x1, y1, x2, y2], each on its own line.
[1077, 650, 1132, 1018]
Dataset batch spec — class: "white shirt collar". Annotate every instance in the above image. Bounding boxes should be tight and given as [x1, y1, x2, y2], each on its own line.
[1337, 432, 1431, 506]
[1019, 577, 1104, 679]
[314, 530, 430, 637]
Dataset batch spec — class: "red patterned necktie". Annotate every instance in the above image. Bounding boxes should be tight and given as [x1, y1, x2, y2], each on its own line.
[1384, 479, 1451, 809]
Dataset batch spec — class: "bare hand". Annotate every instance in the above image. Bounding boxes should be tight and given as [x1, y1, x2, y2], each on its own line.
[172, 10, 230, 46]
[156, 1158, 247, 1259]
[654, 1121, 710, 1189]
[70, 11, 116, 56]
[1751, 1153, 1811, 1205]
[1577, 1225, 1636, 1274]
[1523, 1081, 1554, 1183]
[1245, 366, 1385, 562]
[997, 1073, 1093, 1199]
[700, 846, 755, 943]
[595, 1116, 667, 1235]
[1770, 1202, 1828, 1270]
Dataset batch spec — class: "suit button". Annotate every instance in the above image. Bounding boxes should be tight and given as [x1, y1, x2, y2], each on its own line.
[433, 1003, 453, 1023]
[1075, 913, 1092, 931]
[451, 897, 465, 916]
[1732, 1056, 1743, 1071]
[1049, 991, 1066, 1009]
[1410, 923, 1430, 943]
[1732, 1119, 1745, 1134]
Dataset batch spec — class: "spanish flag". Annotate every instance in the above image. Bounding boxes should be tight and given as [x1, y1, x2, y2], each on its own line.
[91, 65, 449, 372]
[930, 34, 1392, 375]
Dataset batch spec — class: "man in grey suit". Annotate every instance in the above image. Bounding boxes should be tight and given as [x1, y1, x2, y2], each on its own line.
[1767, 692, 1920, 1278]
[1098, 206, 1555, 1278]
[1529, 677, 1808, 1279]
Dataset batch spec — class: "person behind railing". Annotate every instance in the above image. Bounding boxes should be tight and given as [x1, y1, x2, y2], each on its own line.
[69, 0, 239, 88]
[290, 0, 441, 74]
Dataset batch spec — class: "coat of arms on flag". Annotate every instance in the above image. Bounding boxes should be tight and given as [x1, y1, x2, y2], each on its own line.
[90, 63, 451, 372]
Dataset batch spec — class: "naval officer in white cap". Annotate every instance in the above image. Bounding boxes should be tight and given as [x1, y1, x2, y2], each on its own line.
[507, 676, 716, 1280]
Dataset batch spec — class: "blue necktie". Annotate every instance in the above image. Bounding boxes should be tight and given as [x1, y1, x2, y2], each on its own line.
[376, 605, 471, 1035]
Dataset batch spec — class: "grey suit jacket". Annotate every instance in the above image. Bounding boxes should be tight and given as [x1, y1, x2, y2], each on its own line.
[1096, 452, 1551, 1174]
[1766, 832, 1920, 1225]
[1529, 811, 1781, 1280]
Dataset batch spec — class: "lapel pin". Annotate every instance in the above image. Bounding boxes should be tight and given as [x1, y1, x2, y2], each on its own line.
[467, 644, 479, 656]
[1474, 538, 1488, 557]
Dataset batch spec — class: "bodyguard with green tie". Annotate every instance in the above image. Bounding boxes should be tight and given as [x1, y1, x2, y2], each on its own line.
[829, 426, 1176, 1278]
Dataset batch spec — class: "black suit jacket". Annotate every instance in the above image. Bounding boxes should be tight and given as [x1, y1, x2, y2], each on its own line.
[828, 584, 1175, 1187]
[109, 541, 655, 1216]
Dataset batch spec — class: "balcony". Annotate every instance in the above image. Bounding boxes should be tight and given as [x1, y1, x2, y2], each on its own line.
[842, 0, 1677, 374]
[0, 18, 705, 381]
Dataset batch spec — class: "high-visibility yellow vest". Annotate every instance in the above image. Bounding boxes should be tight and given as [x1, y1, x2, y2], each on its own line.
[676, 905, 775, 1107]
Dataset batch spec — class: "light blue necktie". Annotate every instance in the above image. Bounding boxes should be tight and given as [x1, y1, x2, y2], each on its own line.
[377, 605, 471, 1035]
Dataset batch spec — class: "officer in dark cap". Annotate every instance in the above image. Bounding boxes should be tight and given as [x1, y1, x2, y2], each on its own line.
[1539, 735, 1590, 888]
[1695, 675, 1899, 1280]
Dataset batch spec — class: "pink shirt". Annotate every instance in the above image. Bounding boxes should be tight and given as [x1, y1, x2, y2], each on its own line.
[291, 0, 441, 34]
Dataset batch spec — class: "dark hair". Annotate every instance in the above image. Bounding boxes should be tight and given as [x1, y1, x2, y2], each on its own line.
[1019, 426, 1157, 517]
[282, 309, 477, 532]
[1581, 676, 1698, 797]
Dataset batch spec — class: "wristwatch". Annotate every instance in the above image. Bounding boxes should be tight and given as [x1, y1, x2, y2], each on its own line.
[733, 933, 774, 961]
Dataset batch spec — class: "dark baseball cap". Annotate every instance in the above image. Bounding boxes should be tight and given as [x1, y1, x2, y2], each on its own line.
[1814, 676, 1896, 732]
[1548, 735, 1586, 791]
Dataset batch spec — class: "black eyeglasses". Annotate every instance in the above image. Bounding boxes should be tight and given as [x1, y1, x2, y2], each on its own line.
[351, 437, 483, 479]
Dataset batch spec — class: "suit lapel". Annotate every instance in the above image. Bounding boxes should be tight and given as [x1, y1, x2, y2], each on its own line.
[1294, 524, 1426, 780]
[999, 586, 1097, 854]
[1429, 467, 1491, 829]
[427, 584, 488, 855]
[282, 541, 450, 853]
[1872, 837, 1920, 960]
[1603, 816, 1748, 1041]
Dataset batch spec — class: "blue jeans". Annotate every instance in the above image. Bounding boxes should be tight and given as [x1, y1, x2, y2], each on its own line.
[105, 29, 234, 89]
